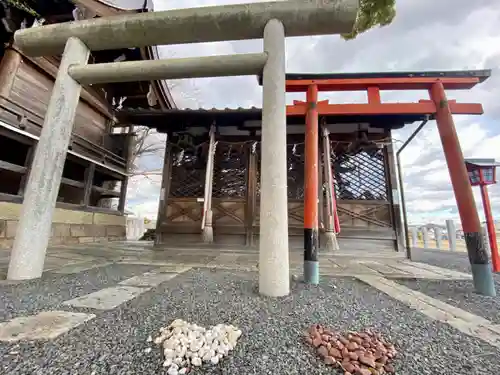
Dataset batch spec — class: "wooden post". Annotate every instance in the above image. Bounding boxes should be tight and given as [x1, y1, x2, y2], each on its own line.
[154, 136, 173, 246]
[81, 163, 95, 206]
[202, 125, 216, 243]
[17, 145, 35, 196]
[430, 81, 495, 295]
[118, 127, 134, 213]
[245, 142, 257, 246]
[321, 126, 339, 251]
[384, 139, 404, 252]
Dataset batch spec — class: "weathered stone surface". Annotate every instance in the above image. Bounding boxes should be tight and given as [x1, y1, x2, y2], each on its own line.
[0, 311, 95, 342]
[52, 208, 93, 224]
[0, 220, 6, 237]
[63, 285, 149, 310]
[93, 212, 126, 226]
[119, 272, 178, 287]
[0, 238, 13, 249]
[52, 223, 71, 238]
[5, 220, 17, 238]
[91, 224, 106, 237]
[106, 225, 126, 237]
[78, 236, 95, 243]
[70, 224, 87, 237]
[0, 202, 21, 220]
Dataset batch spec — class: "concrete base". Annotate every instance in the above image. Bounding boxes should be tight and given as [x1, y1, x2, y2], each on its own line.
[471, 263, 496, 296]
[304, 260, 319, 285]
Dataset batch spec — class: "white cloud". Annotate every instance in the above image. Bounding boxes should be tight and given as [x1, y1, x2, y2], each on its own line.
[127, 0, 500, 227]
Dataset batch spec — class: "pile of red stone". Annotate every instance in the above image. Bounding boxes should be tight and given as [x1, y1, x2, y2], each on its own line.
[304, 324, 397, 375]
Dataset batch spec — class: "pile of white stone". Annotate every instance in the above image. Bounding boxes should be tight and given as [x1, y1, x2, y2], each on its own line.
[146, 319, 242, 375]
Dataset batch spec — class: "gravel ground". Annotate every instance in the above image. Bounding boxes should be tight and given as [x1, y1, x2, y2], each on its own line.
[410, 248, 472, 273]
[1, 268, 500, 375]
[0, 263, 154, 321]
[398, 278, 500, 324]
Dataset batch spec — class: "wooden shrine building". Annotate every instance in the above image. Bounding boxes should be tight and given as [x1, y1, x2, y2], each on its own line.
[117, 70, 490, 254]
[0, 0, 174, 248]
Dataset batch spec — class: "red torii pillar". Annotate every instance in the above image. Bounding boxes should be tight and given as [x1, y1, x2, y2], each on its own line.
[430, 82, 495, 296]
[304, 84, 319, 284]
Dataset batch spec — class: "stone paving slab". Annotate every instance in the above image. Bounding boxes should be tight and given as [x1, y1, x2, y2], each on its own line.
[0, 311, 95, 342]
[50, 261, 114, 274]
[357, 275, 500, 348]
[63, 285, 149, 310]
[119, 272, 178, 287]
[153, 264, 193, 273]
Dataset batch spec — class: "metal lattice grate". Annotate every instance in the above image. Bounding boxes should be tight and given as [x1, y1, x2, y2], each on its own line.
[332, 148, 388, 200]
[256, 143, 306, 199]
[287, 143, 305, 200]
[212, 142, 247, 198]
[169, 144, 207, 198]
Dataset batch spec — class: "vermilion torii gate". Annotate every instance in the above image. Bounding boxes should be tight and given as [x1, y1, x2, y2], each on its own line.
[5, 0, 360, 298]
[273, 70, 496, 295]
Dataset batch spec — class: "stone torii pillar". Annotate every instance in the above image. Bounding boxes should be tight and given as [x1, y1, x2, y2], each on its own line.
[7, 37, 90, 280]
[7, 1, 359, 288]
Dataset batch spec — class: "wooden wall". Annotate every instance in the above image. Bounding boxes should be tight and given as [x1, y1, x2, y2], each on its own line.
[0, 47, 125, 165]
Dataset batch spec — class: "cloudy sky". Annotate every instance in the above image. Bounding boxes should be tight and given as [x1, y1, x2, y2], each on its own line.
[126, 0, 500, 226]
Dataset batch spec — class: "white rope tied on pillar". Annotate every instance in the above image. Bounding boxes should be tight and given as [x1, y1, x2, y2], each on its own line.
[202, 125, 216, 243]
[322, 126, 340, 251]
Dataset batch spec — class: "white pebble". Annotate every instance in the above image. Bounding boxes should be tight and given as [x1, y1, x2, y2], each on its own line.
[210, 356, 219, 365]
[144, 347, 152, 354]
[164, 348, 175, 359]
[147, 320, 242, 370]
[191, 357, 202, 367]
[173, 357, 183, 365]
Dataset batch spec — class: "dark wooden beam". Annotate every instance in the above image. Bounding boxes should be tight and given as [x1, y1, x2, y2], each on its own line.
[61, 177, 85, 189]
[18, 145, 35, 196]
[155, 140, 173, 244]
[118, 128, 134, 213]
[245, 144, 257, 246]
[93, 185, 121, 198]
[82, 163, 96, 206]
[0, 160, 27, 174]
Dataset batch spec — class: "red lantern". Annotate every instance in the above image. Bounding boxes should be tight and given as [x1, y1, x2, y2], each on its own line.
[465, 158, 500, 272]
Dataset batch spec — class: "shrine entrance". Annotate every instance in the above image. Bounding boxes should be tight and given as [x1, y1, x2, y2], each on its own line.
[117, 70, 490, 257]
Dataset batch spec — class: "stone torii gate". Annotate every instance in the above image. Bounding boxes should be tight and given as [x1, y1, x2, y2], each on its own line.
[6, 1, 359, 298]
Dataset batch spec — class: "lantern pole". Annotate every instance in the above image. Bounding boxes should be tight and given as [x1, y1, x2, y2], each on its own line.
[479, 177, 500, 272]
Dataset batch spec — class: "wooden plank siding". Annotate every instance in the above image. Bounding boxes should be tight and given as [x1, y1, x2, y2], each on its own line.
[0, 47, 126, 169]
